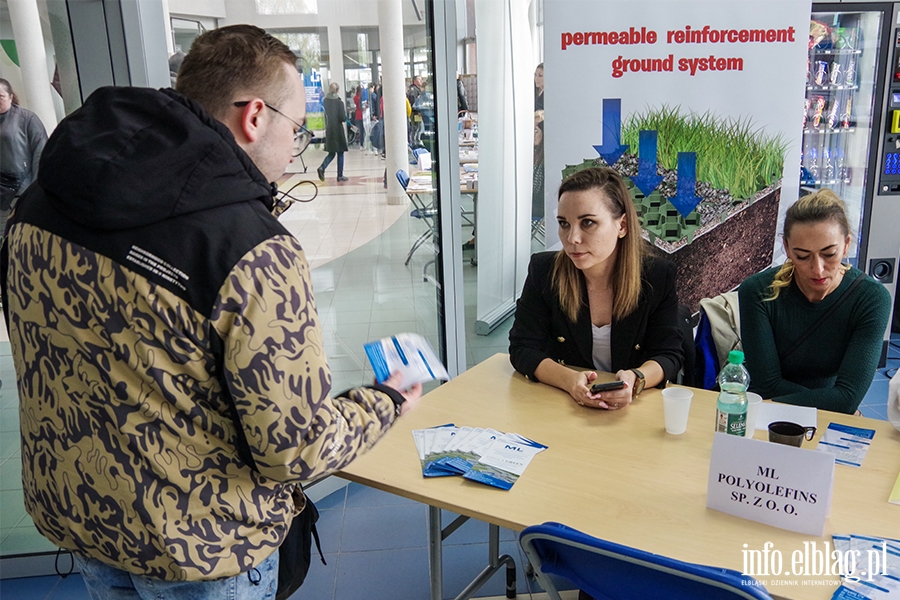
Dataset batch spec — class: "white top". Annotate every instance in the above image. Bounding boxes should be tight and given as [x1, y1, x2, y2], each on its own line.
[591, 323, 612, 373]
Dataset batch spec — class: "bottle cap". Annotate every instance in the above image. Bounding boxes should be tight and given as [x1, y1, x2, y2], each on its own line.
[727, 350, 745, 364]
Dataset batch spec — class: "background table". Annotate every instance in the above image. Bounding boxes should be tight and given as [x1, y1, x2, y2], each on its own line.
[339, 354, 900, 599]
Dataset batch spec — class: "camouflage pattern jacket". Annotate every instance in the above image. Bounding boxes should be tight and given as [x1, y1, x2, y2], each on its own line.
[0, 87, 402, 581]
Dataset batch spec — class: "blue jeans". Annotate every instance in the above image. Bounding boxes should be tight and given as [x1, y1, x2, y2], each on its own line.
[320, 152, 344, 177]
[75, 551, 278, 600]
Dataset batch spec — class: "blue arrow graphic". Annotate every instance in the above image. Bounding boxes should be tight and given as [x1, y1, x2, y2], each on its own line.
[671, 152, 702, 217]
[592, 99, 629, 167]
[632, 130, 664, 196]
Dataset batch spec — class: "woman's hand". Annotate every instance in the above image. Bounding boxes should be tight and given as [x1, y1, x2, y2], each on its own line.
[595, 370, 636, 410]
[568, 370, 631, 410]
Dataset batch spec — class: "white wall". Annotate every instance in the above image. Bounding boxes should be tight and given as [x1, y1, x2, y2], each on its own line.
[168, 0, 227, 19]
[220, 0, 423, 28]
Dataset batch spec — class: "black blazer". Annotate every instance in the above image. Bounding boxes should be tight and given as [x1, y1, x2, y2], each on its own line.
[509, 252, 683, 385]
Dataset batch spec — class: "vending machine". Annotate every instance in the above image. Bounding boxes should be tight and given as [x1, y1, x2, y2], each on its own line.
[868, 3, 900, 360]
[804, 2, 899, 363]
[802, 6, 890, 248]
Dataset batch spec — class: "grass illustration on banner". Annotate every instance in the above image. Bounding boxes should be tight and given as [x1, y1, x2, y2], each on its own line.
[566, 100, 788, 310]
[622, 105, 786, 200]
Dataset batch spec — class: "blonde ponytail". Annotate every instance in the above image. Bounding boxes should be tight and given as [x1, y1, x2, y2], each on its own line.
[764, 260, 794, 301]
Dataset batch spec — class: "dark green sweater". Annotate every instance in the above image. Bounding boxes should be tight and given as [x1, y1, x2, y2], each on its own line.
[738, 266, 890, 414]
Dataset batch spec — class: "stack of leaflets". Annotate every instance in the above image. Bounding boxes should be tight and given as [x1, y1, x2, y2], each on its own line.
[364, 333, 450, 391]
[815, 423, 876, 467]
[412, 424, 547, 490]
[830, 534, 900, 599]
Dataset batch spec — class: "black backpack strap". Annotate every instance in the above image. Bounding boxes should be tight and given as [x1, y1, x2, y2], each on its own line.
[779, 272, 865, 361]
[211, 333, 324, 600]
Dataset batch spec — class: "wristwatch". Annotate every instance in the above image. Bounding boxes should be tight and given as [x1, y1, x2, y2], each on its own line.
[393, 399, 406, 418]
[629, 368, 646, 398]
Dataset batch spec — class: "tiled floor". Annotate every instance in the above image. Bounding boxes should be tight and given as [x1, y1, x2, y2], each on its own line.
[0, 481, 559, 600]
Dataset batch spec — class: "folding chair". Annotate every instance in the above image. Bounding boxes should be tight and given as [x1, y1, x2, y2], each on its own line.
[397, 170, 438, 279]
[520, 522, 773, 600]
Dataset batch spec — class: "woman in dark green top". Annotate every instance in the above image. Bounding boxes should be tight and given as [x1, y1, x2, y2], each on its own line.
[738, 190, 891, 414]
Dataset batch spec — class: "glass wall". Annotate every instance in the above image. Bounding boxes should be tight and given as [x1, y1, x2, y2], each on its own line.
[1, 0, 456, 574]
[457, 0, 545, 368]
[0, 0, 81, 566]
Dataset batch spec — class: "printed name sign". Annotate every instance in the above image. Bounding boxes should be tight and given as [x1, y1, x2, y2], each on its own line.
[707, 433, 835, 536]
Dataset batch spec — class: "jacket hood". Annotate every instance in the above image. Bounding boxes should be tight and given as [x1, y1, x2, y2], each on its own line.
[38, 87, 274, 230]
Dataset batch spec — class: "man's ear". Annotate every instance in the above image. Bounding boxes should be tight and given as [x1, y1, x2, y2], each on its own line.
[234, 99, 266, 144]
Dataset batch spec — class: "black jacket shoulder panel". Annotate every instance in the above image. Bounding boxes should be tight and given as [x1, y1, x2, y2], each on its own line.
[13, 86, 290, 316]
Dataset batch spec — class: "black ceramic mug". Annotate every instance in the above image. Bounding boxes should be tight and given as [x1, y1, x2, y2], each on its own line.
[767, 421, 817, 447]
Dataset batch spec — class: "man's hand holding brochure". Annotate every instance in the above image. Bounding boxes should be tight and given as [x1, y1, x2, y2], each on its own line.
[365, 333, 450, 390]
[366, 334, 547, 490]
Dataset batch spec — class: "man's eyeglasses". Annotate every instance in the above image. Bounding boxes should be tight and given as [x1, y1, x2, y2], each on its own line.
[234, 100, 309, 142]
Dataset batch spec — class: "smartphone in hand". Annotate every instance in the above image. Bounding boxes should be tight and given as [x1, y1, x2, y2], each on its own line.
[590, 380, 626, 394]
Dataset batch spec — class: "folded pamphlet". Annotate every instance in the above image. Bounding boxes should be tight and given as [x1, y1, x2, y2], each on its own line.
[815, 423, 875, 467]
[830, 534, 900, 599]
[462, 433, 548, 491]
[412, 425, 546, 490]
[364, 333, 450, 391]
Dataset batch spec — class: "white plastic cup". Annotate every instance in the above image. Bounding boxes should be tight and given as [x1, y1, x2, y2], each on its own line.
[744, 392, 763, 437]
[662, 387, 693, 435]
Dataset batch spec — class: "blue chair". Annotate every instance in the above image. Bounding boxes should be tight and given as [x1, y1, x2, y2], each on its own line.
[396, 170, 438, 277]
[520, 522, 773, 600]
[396, 169, 410, 190]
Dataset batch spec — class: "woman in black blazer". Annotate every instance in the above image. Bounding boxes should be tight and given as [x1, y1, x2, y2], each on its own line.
[509, 167, 683, 410]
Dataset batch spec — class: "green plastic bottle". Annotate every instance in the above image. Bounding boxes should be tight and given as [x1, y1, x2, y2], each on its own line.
[715, 350, 750, 436]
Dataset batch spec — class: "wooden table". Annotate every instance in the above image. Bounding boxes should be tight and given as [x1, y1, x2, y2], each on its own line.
[339, 354, 900, 600]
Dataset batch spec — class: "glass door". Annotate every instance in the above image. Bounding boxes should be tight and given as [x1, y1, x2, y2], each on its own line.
[803, 8, 887, 259]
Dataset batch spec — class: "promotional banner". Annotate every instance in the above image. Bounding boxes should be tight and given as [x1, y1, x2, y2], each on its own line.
[544, 0, 810, 310]
[304, 70, 325, 131]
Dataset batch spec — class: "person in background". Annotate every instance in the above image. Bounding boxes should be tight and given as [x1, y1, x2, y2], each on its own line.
[2, 25, 421, 600]
[407, 75, 423, 107]
[534, 62, 544, 111]
[457, 73, 468, 115]
[353, 85, 365, 149]
[532, 111, 544, 230]
[739, 189, 890, 414]
[168, 51, 186, 87]
[509, 167, 683, 410]
[0, 78, 47, 234]
[317, 82, 349, 182]
[363, 83, 377, 153]
[370, 78, 380, 120]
